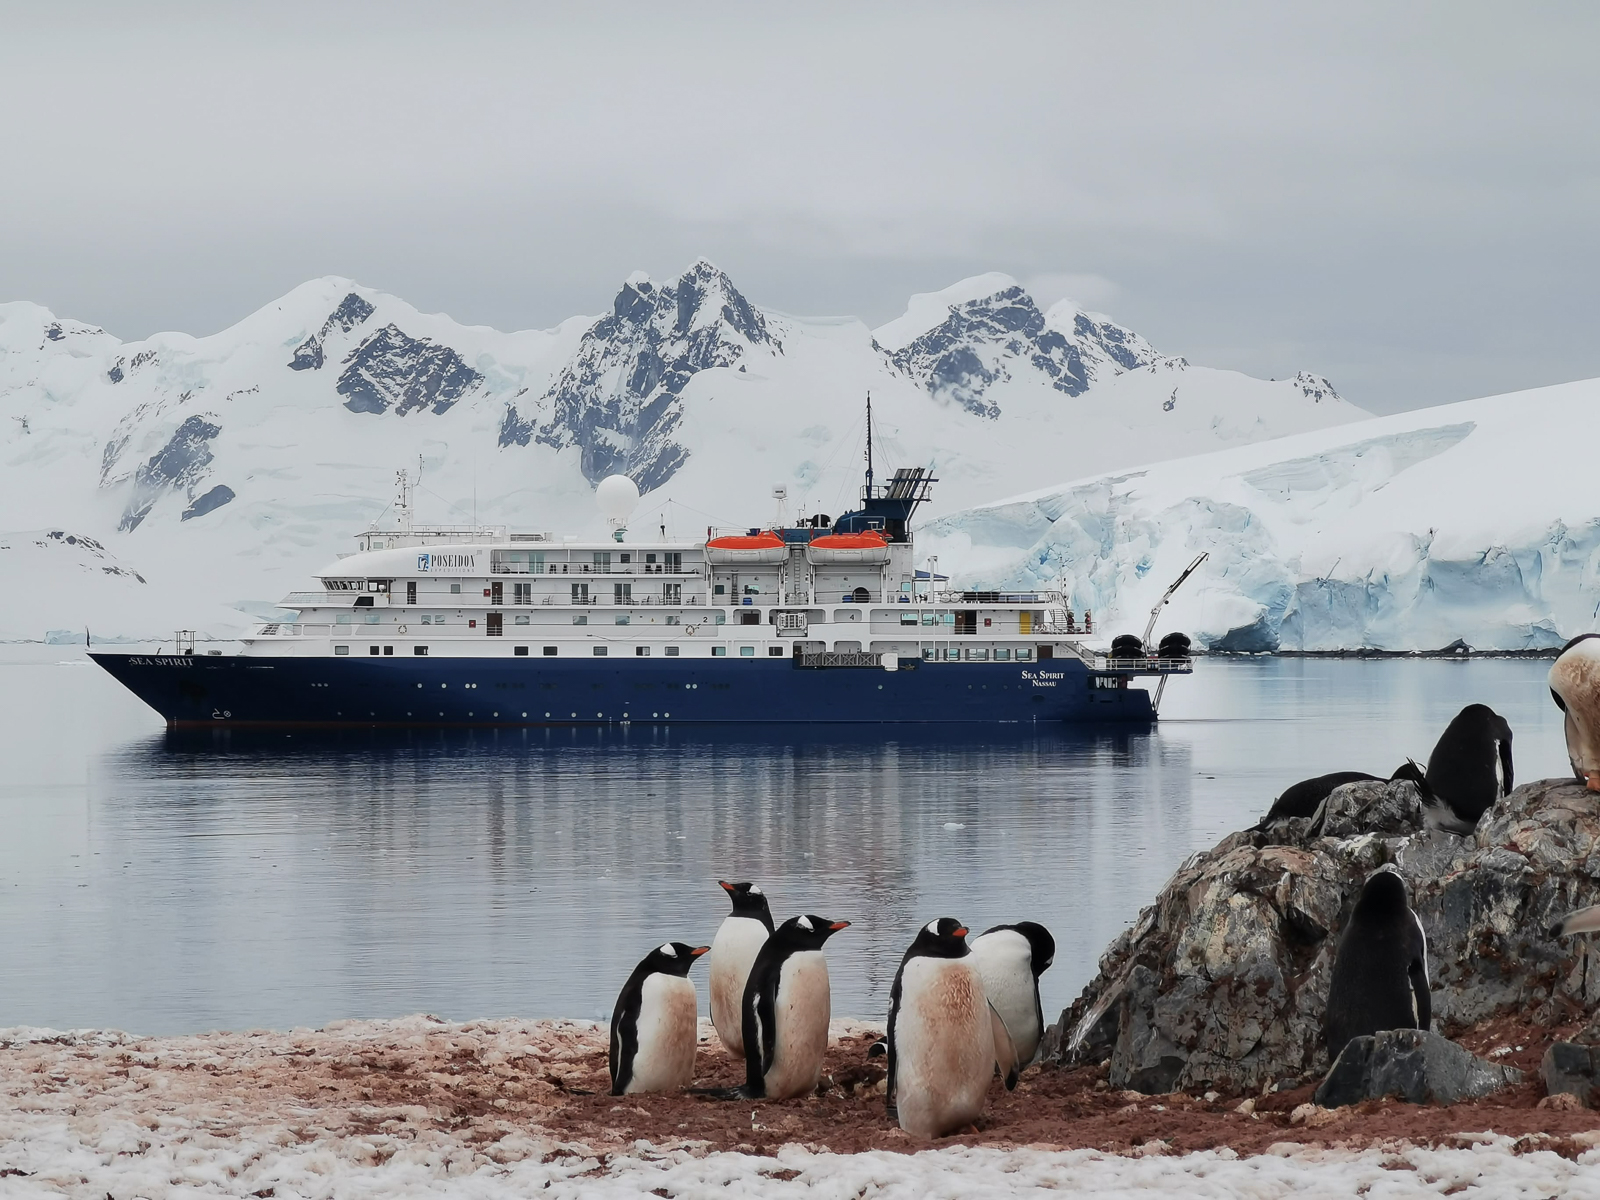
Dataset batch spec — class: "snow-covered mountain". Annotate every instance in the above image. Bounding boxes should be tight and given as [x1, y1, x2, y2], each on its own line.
[923, 376, 1600, 652]
[0, 262, 1364, 640]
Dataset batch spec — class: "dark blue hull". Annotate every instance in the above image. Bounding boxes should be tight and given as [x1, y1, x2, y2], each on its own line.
[90, 653, 1158, 727]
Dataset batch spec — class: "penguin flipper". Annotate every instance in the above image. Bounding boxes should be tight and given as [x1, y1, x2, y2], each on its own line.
[990, 1000, 1019, 1091]
[1552, 903, 1600, 938]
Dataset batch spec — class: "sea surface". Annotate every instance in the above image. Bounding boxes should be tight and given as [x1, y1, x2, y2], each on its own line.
[0, 645, 1570, 1036]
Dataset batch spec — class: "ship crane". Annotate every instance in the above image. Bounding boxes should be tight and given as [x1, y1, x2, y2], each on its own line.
[1144, 551, 1208, 716]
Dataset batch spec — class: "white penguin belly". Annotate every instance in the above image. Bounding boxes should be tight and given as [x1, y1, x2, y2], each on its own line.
[894, 957, 995, 1138]
[970, 932, 1041, 1065]
[625, 974, 698, 1094]
[1551, 639, 1600, 781]
[763, 951, 830, 1099]
[709, 916, 768, 1056]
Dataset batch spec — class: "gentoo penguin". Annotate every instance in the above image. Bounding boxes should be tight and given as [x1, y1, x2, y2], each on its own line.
[1424, 703, 1513, 830]
[739, 914, 849, 1099]
[609, 941, 710, 1095]
[886, 918, 1009, 1138]
[1550, 902, 1600, 938]
[1323, 869, 1430, 1064]
[969, 921, 1056, 1084]
[1549, 634, 1600, 790]
[1250, 761, 1429, 831]
[708, 880, 775, 1057]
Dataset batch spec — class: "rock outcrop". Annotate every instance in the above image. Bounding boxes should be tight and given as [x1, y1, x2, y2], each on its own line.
[1053, 778, 1600, 1094]
[1541, 1040, 1600, 1107]
[1314, 1029, 1522, 1107]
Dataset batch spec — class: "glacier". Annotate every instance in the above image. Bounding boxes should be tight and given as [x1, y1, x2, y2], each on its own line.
[0, 262, 1362, 641]
[922, 377, 1600, 652]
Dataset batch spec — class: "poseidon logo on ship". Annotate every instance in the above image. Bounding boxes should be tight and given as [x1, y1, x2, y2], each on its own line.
[416, 553, 475, 572]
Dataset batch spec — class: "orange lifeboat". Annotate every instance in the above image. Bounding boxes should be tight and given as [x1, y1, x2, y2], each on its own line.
[806, 529, 892, 565]
[704, 530, 787, 564]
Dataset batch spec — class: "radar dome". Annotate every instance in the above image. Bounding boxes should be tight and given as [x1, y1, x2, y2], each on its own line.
[596, 474, 641, 523]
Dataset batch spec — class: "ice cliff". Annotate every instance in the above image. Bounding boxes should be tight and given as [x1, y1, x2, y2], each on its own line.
[923, 377, 1600, 652]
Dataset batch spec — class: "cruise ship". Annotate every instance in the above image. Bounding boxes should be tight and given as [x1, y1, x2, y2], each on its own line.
[91, 463, 1194, 728]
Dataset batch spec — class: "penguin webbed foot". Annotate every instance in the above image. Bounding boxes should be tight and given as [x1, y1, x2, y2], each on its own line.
[687, 1085, 754, 1101]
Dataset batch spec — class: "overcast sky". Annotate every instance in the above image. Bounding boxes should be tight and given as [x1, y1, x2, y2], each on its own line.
[4, 2, 1597, 414]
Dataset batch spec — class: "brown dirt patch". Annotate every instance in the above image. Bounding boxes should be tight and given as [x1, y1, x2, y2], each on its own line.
[5, 1012, 1600, 1158]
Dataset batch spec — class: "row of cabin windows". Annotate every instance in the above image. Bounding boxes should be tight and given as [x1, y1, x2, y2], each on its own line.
[493, 551, 685, 573]
[332, 644, 1039, 661]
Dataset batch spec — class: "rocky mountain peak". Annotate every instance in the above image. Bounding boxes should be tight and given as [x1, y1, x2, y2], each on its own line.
[886, 281, 1159, 418]
[499, 260, 779, 491]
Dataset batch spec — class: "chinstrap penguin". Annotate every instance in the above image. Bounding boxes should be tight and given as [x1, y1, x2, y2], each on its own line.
[695, 914, 849, 1099]
[1423, 703, 1513, 832]
[1323, 869, 1431, 1064]
[708, 880, 775, 1057]
[609, 941, 710, 1095]
[1549, 634, 1600, 791]
[886, 918, 1011, 1138]
[968, 921, 1055, 1085]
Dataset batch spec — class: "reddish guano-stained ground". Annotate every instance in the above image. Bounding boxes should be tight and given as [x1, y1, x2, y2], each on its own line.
[4, 1010, 1599, 1169]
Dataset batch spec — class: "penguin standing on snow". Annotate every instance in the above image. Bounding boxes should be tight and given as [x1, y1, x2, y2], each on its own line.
[1549, 634, 1600, 790]
[609, 941, 710, 1095]
[738, 914, 850, 1099]
[968, 921, 1055, 1085]
[886, 918, 1011, 1139]
[1323, 869, 1430, 1064]
[1423, 703, 1513, 831]
[708, 880, 775, 1056]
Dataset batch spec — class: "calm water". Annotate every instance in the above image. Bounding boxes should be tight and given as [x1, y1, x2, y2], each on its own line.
[0, 645, 1569, 1036]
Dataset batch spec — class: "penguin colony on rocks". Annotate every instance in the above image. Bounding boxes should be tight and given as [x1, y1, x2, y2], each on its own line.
[607, 880, 1054, 1138]
[607, 665, 1600, 1130]
[1249, 701, 1512, 1062]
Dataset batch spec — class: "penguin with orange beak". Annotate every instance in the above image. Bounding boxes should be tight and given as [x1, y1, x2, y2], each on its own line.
[609, 941, 710, 1095]
[1551, 634, 1600, 792]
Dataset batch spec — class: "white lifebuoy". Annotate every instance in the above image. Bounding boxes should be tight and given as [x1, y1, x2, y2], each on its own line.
[398, 625, 407, 633]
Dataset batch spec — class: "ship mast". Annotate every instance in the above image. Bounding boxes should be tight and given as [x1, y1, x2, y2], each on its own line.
[864, 392, 874, 500]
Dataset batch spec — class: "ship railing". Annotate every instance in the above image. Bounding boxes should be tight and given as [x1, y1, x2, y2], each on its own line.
[492, 563, 702, 576]
[1098, 655, 1195, 674]
[927, 589, 1065, 606]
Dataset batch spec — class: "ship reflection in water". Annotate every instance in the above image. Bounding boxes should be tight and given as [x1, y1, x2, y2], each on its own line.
[5, 715, 1194, 1036]
[1, 652, 1568, 1036]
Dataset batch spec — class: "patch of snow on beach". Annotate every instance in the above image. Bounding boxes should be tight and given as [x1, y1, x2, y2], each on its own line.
[3, 1020, 1599, 1198]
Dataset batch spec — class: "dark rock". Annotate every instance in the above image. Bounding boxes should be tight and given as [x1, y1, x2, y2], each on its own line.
[1314, 1029, 1522, 1107]
[1056, 778, 1600, 1094]
[289, 336, 324, 371]
[889, 284, 1157, 417]
[289, 292, 376, 372]
[514, 259, 777, 491]
[118, 415, 222, 531]
[1312, 778, 1429, 839]
[181, 484, 235, 521]
[336, 324, 483, 416]
[1541, 1041, 1600, 1107]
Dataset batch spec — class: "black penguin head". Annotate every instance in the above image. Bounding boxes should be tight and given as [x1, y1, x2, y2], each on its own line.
[978, 921, 1056, 975]
[1355, 868, 1411, 918]
[908, 917, 972, 959]
[776, 913, 850, 950]
[638, 941, 710, 978]
[718, 880, 775, 928]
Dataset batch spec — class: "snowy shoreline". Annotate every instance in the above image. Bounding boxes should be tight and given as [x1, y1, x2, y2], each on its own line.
[5, 1016, 1600, 1198]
